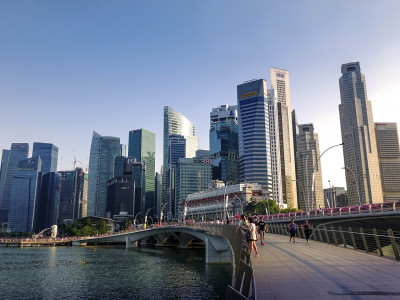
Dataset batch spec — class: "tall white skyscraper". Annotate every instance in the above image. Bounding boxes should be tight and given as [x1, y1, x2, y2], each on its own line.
[296, 123, 324, 211]
[163, 107, 198, 218]
[339, 62, 383, 205]
[267, 89, 283, 206]
[270, 68, 297, 208]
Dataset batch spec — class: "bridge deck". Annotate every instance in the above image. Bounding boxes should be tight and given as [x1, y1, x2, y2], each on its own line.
[252, 233, 400, 299]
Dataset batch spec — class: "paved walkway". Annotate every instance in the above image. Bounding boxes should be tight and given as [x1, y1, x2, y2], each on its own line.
[251, 233, 400, 299]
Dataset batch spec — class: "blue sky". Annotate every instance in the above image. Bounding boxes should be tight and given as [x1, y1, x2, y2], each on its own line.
[1, 1, 400, 189]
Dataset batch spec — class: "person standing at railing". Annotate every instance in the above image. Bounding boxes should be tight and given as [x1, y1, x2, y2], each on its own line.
[302, 220, 311, 243]
[258, 216, 267, 245]
[248, 217, 259, 256]
[289, 219, 296, 243]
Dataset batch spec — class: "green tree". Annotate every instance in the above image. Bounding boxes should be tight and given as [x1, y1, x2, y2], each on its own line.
[97, 220, 108, 234]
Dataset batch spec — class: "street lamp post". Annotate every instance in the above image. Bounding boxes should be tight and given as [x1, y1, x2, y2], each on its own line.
[144, 208, 153, 229]
[310, 143, 344, 210]
[292, 179, 306, 212]
[342, 167, 361, 206]
[133, 212, 141, 228]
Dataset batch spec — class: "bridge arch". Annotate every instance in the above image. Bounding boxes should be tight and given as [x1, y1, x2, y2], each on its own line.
[76, 226, 233, 264]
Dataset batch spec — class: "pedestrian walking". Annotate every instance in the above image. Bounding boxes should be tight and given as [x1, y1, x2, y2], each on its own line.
[302, 220, 311, 243]
[258, 216, 267, 245]
[289, 219, 296, 243]
[247, 217, 259, 256]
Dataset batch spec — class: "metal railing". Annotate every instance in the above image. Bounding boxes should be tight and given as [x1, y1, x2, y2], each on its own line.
[187, 223, 256, 300]
[263, 201, 400, 221]
[267, 223, 400, 261]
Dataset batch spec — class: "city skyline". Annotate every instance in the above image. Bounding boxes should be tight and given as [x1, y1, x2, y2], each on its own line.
[1, 2, 400, 190]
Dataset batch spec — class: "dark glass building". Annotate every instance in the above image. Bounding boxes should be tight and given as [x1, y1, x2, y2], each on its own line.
[109, 157, 145, 217]
[209, 104, 239, 183]
[237, 80, 273, 195]
[128, 129, 156, 214]
[0, 143, 29, 226]
[32, 142, 58, 175]
[107, 176, 134, 218]
[87, 131, 120, 217]
[36, 172, 60, 231]
[8, 157, 42, 232]
[58, 168, 87, 223]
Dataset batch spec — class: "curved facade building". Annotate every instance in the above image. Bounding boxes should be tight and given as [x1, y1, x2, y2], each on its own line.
[163, 106, 196, 170]
[163, 106, 197, 218]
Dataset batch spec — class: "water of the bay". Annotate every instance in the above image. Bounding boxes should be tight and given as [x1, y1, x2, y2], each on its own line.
[0, 246, 232, 299]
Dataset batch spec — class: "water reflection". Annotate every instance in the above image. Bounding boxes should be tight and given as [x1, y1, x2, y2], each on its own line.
[0, 246, 231, 299]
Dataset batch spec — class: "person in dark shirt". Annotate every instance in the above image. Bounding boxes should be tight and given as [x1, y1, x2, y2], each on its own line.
[302, 220, 311, 243]
[289, 219, 296, 243]
[258, 217, 267, 245]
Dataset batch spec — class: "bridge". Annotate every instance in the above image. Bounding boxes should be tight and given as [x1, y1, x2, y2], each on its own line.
[72, 222, 400, 299]
[74, 225, 233, 264]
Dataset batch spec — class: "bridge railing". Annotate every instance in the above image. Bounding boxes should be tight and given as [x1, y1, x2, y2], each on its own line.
[187, 223, 256, 300]
[267, 223, 400, 261]
[263, 201, 400, 221]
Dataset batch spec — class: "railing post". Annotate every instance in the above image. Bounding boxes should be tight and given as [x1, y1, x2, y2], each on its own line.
[339, 226, 347, 248]
[324, 227, 330, 245]
[349, 227, 357, 251]
[317, 228, 323, 242]
[301, 227, 305, 239]
[331, 225, 338, 246]
[388, 229, 400, 261]
[296, 226, 301, 239]
[373, 228, 383, 256]
[312, 226, 317, 241]
[359, 227, 369, 253]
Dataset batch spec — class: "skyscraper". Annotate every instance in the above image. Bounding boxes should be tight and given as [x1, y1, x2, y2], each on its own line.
[109, 156, 146, 216]
[32, 142, 58, 174]
[209, 104, 239, 183]
[87, 131, 120, 217]
[163, 106, 196, 172]
[163, 106, 198, 218]
[57, 168, 87, 223]
[295, 124, 324, 211]
[339, 62, 383, 205]
[270, 68, 297, 208]
[267, 89, 283, 206]
[237, 79, 273, 196]
[128, 129, 156, 213]
[0, 143, 29, 226]
[7, 156, 42, 232]
[36, 172, 60, 231]
[175, 158, 212, 218]
[375, 122, 400, 201]
[166, 134, 199, 218]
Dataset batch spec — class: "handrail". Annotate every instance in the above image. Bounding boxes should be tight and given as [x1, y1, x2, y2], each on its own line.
[261, 201, 400, 221]
[267, 222, 400, 261]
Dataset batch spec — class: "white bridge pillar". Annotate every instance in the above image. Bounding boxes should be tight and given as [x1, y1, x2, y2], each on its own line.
[205, 237, 231, 264]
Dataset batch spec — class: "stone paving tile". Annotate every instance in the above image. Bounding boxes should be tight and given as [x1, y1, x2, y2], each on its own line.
[252, 233, 400, 300]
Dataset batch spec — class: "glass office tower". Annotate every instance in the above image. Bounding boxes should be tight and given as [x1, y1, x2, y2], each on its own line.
[128, 129, 156, 213]
[87, 131, 120, 217]
[32, 142, 58, 175]
[237, 79, 273, 196]
[0, 143, 29, 225]
[209, 104, 239, 183]
[8, 157, 42, 232]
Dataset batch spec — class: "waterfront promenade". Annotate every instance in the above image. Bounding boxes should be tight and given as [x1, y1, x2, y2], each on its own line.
[252, 233, 400, 299]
